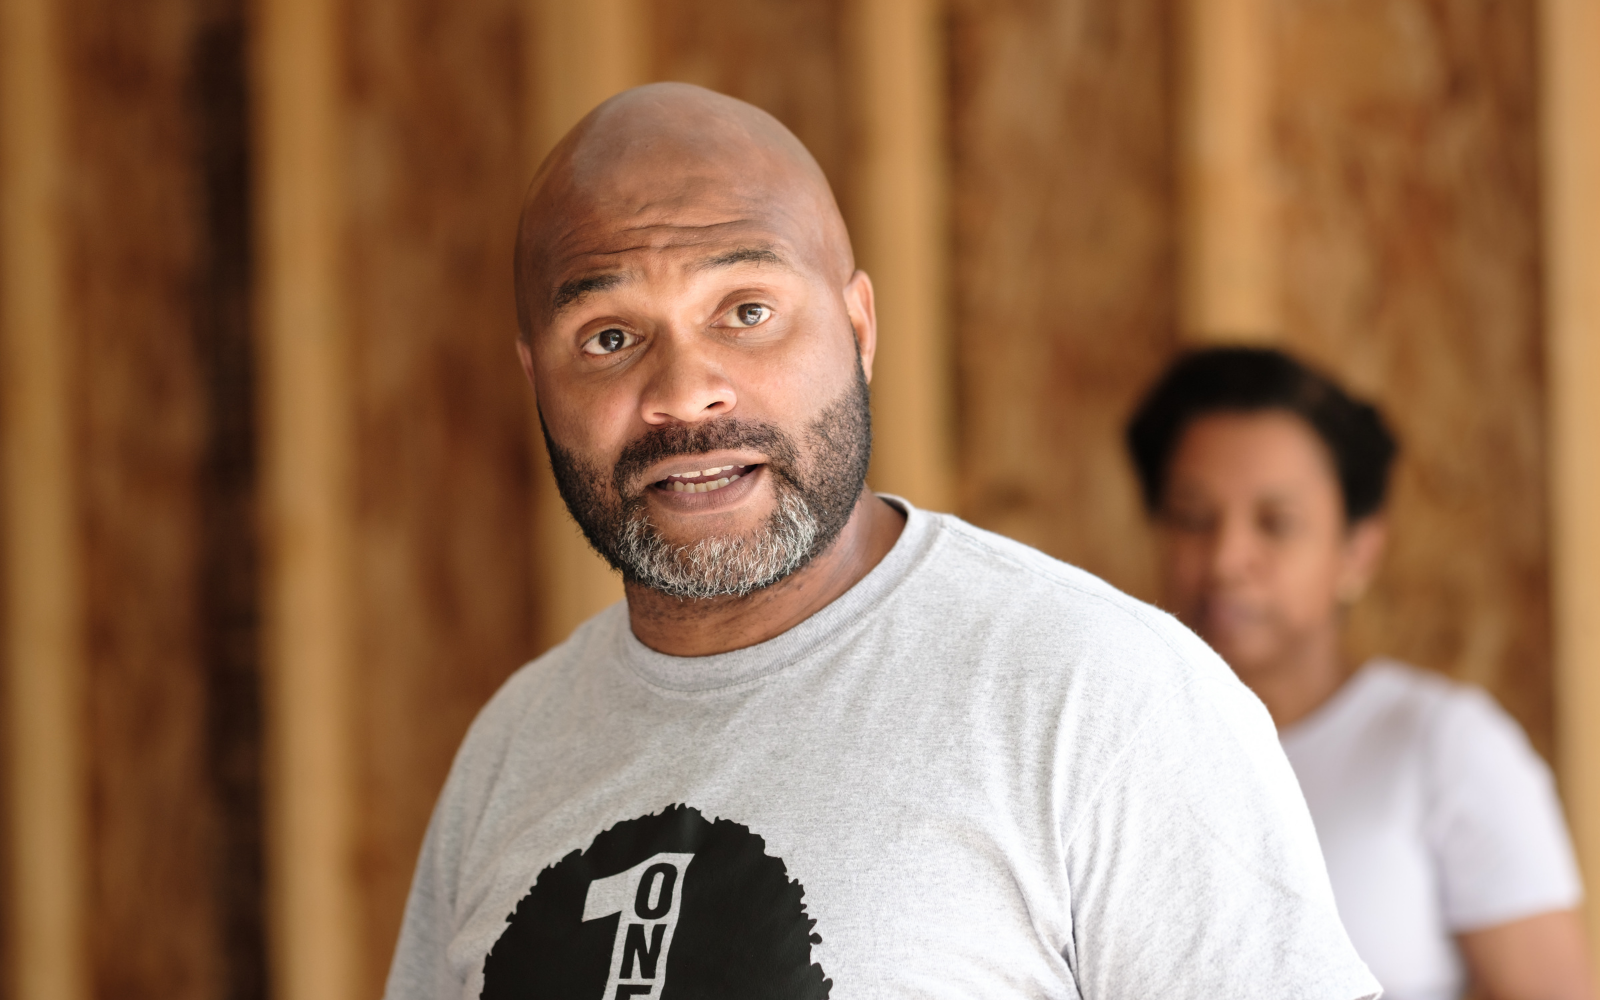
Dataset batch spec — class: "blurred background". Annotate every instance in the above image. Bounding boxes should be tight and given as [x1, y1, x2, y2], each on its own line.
[2, 0, 1597, 998]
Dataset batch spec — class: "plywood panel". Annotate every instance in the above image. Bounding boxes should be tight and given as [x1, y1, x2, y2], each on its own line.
[49, 0, 271, 996]
[949, 0, 1176, 598]
[64, 0, 224, 987]
[1272, 0, 1550, 754]
[189, 2, 269, 994]
[340, 0, 536, 991]
[648, 0, 853, 204]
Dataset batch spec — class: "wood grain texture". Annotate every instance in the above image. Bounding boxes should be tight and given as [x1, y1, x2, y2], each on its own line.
[1177, 0, 1286, 339]
[0, 0, 84, 994]
[1271, 0, 1550, 755]
[1544, 0, 1600, 957]
[256, 0, 359, 992]
[1176, 0, 1280, 338]
[62, 0, 239, 996]
[949, 0, 1176, 598]
[647, 0, 854, 214]
[190, 2, 268, 994]
[339, 0, 536, 991]
[852, 0, 956, 510]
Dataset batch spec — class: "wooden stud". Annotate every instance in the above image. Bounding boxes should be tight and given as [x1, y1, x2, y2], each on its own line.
[1176, 0, 1280, 342]
[255, 0, 360, 996]
[1544, 0, 1600, 958]
[0, 0, 87, 996]
[852, 0, 955, 511]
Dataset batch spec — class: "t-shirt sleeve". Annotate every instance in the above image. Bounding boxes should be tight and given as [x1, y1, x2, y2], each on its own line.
[1063, 663, 1379, 1000]
[1426, 686, 1583, 931]
[385, 801, 462, 1000]
[384, 666, 536, 1000]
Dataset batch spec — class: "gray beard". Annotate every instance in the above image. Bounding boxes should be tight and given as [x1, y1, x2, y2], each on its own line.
[543, 361, 872, 601]
[614, 483, 821, 600]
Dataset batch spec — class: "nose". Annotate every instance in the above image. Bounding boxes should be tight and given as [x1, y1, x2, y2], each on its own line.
[638, 335, 736, 425]
[1208, 512, 1257, 584]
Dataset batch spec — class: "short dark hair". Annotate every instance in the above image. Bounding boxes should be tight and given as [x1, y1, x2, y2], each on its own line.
[1126, 346, 1397, 522]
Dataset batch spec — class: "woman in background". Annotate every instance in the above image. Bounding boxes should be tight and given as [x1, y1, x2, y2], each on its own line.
[1127, 347, 1591, 1000]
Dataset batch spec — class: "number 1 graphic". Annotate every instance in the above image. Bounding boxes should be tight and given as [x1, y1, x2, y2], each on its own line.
[582, 853, 694, 999]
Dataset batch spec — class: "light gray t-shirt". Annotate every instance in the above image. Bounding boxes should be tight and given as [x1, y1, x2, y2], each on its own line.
[1282, 659, 1582, 1000]
[386, 499, 1378, 1000]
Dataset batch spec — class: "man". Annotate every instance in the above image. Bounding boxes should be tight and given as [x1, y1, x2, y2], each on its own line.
[386, 83, 1378, 999]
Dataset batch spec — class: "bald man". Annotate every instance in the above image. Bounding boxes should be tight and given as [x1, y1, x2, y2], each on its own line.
[386, 84, 1378, 1000]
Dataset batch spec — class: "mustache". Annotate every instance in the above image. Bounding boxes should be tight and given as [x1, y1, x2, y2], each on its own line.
[613, 418, 802, 497]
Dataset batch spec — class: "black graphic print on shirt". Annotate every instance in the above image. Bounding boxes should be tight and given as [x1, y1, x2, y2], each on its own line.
[481, 804, 832, 1000]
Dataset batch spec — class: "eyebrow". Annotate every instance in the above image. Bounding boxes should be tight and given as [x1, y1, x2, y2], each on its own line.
[694, 246, 787, 270]
[552, 272, 628, 313]
[550, 246, 789, 315]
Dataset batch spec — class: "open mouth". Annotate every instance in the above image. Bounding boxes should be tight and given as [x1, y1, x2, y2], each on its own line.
[652, 463, 758, 494]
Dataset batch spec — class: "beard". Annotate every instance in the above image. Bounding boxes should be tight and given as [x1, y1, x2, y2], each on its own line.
[542, 360, 872, 600]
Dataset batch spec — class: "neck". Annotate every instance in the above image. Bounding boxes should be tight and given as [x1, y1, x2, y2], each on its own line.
[1238, 619, 1350, 730]
[625, 492, 905, 657]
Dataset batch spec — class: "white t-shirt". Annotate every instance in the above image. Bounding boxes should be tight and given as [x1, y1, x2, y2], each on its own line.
[1281, 659, 1583, 1000]
[386, 499, 1378, 1000]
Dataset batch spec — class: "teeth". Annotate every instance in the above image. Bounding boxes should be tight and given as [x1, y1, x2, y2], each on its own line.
[667, 474, 741, 494]
[666, 464, 737, 480]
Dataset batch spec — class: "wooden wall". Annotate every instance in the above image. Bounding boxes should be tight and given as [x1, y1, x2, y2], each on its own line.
[4, 0, 1594, 997]
[3, 0, 266, 997]
[338, 0, 535, 987]
[949, 0, 1176, 603]
[1271, 0, 1551, 754]
[946, 0, 1554, 761]
[650, 0, 854, 204]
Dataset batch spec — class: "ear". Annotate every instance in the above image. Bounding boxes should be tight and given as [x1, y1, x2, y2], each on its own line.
[843, 270, 877, 382]
[516, 337, 537, 388]
[1337, 515, 1388, 604]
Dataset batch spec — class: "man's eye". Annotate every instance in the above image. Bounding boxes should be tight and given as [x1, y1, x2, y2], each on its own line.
[732, 303, 770, 327]
[582, 328, 635, 355]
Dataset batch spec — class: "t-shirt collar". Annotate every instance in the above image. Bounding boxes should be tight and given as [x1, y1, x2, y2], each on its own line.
[613, 494, 935, 693]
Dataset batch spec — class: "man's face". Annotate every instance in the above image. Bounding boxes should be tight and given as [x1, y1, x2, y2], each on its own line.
[520, 209, 876, 600]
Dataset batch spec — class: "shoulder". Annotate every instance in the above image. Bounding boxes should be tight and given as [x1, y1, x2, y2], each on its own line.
[1354, 659, 1556, 828]
[448, 604, 628, 786]
[917, 512, 1230, 680]
[1355, 659, 1537, 763]
[903, 513, 1270, 766]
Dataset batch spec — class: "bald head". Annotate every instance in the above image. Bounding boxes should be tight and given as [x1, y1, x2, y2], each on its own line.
[515, 83, 854, 338]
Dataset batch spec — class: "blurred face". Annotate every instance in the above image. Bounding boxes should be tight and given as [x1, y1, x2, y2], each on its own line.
[520, 223, 876, 600]
[1155, 411, 1384, 679]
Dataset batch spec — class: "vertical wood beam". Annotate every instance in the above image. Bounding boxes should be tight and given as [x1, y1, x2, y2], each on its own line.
[530, 0, 649, 157]
[256, 0, 360, 996]
[1544, 0, 1600, 958]
[1176, 0, 1280, 341]
[853, 0, 954, 510]
[524, 0, 642, 648]
[0, 0, 86, 995]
